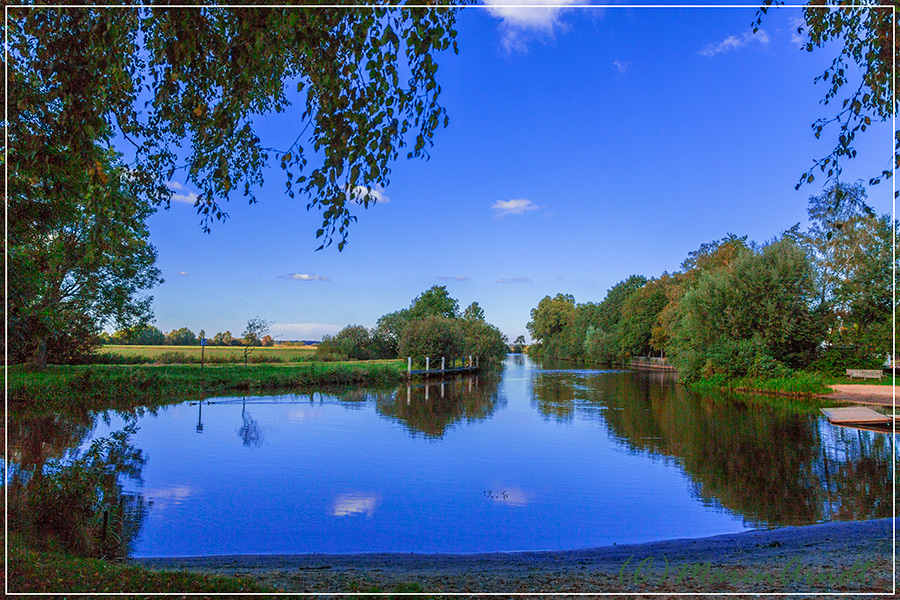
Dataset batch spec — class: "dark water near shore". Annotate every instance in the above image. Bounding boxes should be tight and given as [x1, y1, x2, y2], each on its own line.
[8, 355, 895, 557]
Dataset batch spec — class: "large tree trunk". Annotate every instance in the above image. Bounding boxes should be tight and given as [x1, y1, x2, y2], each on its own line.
[31, 337, 48, 369]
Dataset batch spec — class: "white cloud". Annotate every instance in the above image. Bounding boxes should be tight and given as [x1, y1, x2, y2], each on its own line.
[271, 323, 342, 340]
[177, 271, 190, 276]
[437, 275, 470, 281]
[167, 181, 200, 205]
[496, 277, 532, 284]
[699, 29, 770, 57]
[492, 198, 539, 216]
[789, 16, 806, 47]
[330, 493, 380, 518]
[611, 59, 630, 73]
[347, 185, 390, 205]
[279, 273, 329, 281]
[483, 0, 581, 52]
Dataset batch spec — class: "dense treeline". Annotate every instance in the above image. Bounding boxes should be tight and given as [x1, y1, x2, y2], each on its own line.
[100, 317, 273, 348]
[318, 286, 509, 365]
[527, 183, 896, 381]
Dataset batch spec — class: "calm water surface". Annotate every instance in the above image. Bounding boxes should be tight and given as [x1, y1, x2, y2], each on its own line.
[9, 355, 894, 556]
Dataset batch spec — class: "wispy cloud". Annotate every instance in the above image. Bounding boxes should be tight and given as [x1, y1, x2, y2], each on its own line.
[271, 323, 342, 340]
[496, 277, 532, 284]
[611, 59, 630, 73]
[483, 0, 581, 53]
[167, 181, 199, 205]
[437, 275, 470, 281]
[492, 198, 538, 216]
[279, 273, 329, 282]
[177, 271, 191, 276]
[789, 16, 806, 47]
[699, 29, 770, 57]
[347, 185, 390, 205]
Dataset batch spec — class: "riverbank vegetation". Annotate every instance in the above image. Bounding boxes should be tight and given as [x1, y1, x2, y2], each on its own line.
[9, 361, 406, 415]
[317, 286, 509, 366]
[527, 183, 896, 391]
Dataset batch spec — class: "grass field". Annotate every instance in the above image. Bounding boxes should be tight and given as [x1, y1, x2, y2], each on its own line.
[98, 344, 318, 364]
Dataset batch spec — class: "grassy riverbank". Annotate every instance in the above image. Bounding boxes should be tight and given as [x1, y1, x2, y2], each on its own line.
[688, 371, 833, 398]
[8, 360, 406, 414]
[7, 534, 274, 596]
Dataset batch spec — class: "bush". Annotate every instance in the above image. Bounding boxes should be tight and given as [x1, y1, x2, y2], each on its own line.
[808, 346, 883, 377]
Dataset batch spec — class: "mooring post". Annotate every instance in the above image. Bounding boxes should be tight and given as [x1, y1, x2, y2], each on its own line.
[468, 355, 472, 368]
[441, 381, 445, 398]
[441, 356, 445, 372]
[426, 356, 430, 374]
[476, 356, 479, 368]
[425, 383, 430, 401]
[407, 384, 411, 405]
[407, 357, 411, 377]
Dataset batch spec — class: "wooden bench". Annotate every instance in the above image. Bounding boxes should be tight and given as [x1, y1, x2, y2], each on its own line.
[845, 368, 884, 380]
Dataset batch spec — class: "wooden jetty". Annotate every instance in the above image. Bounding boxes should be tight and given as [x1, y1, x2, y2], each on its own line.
[629, 357, 677, 372]
[407, 356, 480, 379]
[821, 406, 896, 433]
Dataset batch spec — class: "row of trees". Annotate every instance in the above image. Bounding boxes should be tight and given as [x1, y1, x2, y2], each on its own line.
[527, 183, 896, 381]
[101, 318, 273, 347]
[318, 286, 509, 365]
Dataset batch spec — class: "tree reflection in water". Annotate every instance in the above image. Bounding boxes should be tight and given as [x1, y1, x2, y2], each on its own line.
[7, 410, 151, 558]
[531, 365, 896, 527]
[237, 397, 264, 447]
[375, 374, 504, 438]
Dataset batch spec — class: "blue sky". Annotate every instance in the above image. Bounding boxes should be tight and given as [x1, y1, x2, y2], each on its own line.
[142, 4, 894, 342]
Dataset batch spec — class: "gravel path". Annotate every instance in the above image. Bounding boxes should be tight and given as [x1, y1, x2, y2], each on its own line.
[135, 518, 894, 597]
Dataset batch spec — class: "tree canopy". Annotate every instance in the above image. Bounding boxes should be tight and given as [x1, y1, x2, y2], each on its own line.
[7, 4, 462, 250]
[756, 2, 898, 195]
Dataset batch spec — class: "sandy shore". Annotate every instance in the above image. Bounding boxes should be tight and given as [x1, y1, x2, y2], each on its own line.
[134, 518, 894, 597]
[826, 384, 895, 407]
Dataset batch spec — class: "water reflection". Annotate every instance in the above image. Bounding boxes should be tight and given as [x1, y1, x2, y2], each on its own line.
[237, 397, 264, 447]
[375, 374, 505, 437]
[5, 356, 895, 557]
[7, 413, 151, 558]
[529, 361, 896, 527]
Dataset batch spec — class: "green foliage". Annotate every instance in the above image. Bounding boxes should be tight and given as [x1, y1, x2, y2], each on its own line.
[808, 346, 883, 377]
[526, 293, 576, 359]
[460, 318, 509, 363]
[410, 285, 460, 319]
[756, 2, 896, 194]
[8, 148, 162, 367]
[399, 316, 464, 364]
[511, 335, 527, 353]
[669, 239, 823, 381]
[165, 327, 197, 346]
[318, 324, 392, 361]
[462, 301, 485, 322]
[8, 6, 462, 249]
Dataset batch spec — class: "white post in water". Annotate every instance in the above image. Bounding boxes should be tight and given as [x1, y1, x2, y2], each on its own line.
[441, 356, 445, 371]
[476, 356, 479, 368]
[468, 355, 472, 368]
[407, 357, 411, 376]
[425, 384, 430, 401]
[407, 384, 411, 405]
[441, 381, 445, 398]
[426, 356, 430, 373]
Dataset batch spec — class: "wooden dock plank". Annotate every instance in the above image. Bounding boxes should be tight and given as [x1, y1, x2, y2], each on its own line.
[821, 406, 891, 425]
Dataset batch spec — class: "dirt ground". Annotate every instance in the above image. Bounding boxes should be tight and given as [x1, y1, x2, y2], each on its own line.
[135, 518, 895, 598]
[826, 384, 895, 407]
